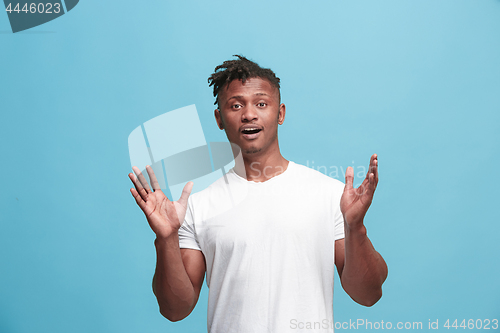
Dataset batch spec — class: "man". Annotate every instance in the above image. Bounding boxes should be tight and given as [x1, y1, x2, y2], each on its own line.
[129, 55, 388, 332]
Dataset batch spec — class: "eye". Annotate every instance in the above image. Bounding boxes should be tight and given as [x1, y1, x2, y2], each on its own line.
[231, 104, 242, 110]
[257, 102, 267, 107]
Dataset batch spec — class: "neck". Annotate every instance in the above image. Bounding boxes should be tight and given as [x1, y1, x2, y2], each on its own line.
[232, 143, 289, 182]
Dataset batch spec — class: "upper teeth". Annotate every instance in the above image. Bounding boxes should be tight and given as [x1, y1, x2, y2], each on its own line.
[244, 128, 258, 131]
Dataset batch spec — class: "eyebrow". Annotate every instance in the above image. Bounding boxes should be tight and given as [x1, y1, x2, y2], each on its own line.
[227, 93, 270, 101]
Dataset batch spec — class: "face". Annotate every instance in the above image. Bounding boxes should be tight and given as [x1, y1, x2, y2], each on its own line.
[214, 77, 286, 157]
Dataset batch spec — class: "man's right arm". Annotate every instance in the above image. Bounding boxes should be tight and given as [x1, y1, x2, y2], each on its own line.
[128, 165, 205, 321]
[152, 236, 206, 321]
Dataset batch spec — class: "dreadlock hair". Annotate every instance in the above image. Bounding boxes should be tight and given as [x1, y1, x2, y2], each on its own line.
[208, 55, 281, 107]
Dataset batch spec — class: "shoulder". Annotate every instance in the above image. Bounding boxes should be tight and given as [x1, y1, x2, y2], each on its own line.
[186, 170, 245, 220]
[189, 173, 229, 204]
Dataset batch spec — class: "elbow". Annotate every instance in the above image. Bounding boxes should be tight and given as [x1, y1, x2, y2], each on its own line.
[158, 301, 194, 322]
[159, 307, 189, 322]
[154, 288, 196, 322]
[162, 312, 187, 322]
[342, 277, 386, 307]
[358, 288, 383, 307]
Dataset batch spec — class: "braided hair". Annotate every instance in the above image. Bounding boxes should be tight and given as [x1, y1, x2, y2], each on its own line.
[208, 55, 281, 107]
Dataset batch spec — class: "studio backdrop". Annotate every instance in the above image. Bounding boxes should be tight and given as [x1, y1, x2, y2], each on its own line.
[1, 1, 499, 332]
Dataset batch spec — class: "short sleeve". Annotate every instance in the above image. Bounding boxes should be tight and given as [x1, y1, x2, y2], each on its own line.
[178, 198, 202, 251]
[332, 183, 345, 241]
[334, 207, 345, 241]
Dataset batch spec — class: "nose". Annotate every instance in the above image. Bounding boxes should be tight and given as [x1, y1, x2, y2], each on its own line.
[241, 105, 258, 122]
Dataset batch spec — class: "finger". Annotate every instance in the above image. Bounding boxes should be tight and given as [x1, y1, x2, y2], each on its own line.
[146, 165, 161, 191]
[367, 172, 377, 196]
[364, 154, 374, 179]
[130, 188, 153, 216]
[367, 156, 378, 193]
[132, 166, 152, 193]
[362, 154, 376, 183]
[130, 188, 146, 210]
[129, 172, 149, 201]
[367, 154, 378, 186]
[372, 153, 379, 170]
[357, 177, 369, 195]
[344, 166, 354, 190]
[178, 181, 193, 207]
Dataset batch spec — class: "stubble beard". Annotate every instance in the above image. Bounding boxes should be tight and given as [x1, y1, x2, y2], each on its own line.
[243, 147, 262, 155]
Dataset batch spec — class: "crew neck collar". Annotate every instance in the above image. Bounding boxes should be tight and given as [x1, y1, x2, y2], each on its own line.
[229, 161, 294, 184]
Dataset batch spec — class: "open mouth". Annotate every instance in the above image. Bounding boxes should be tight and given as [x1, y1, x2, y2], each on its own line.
[241, 128, 262, 134]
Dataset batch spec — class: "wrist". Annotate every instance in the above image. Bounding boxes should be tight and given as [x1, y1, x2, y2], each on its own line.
[344, 218, 367, 236]
[155, 233, 180, 249]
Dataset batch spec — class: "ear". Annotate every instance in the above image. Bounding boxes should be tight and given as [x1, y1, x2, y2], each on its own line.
[278, 103, 286, 125]
[214, 109, 224, 130]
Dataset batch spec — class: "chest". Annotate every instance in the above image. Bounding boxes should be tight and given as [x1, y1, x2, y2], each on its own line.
[197, 187, 334, 256]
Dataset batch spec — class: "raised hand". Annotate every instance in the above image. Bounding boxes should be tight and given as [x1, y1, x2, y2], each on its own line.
[340, 154, 379, 227]
[129, 165, 193, 239]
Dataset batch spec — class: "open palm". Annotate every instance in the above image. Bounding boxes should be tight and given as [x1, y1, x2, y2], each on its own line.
[129, 165, 193, 239]
[340, 154, 378, 226]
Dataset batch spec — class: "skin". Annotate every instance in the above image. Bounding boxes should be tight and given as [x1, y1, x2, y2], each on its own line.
[337, 155, 388, 306]
[214, 77, 288, 182]
[128, 77, 387, 321]
[129, 168, 203, 321]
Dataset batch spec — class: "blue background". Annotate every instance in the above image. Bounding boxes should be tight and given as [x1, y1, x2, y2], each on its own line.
[1, 0, 499, 332]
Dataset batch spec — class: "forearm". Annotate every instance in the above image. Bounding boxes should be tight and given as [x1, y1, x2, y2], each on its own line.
[340, 221, 388, 306]
[153, 234, 197, 321]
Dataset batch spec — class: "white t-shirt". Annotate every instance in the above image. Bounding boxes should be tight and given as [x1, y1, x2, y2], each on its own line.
[178, 161, 345, 333]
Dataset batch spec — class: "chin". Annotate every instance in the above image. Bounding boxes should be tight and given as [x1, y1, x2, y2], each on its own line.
[243, 148, 262, 155]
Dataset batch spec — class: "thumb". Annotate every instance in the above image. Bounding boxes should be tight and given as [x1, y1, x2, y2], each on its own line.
[344, 166, 354, 190]
[178, 181, 193, 206]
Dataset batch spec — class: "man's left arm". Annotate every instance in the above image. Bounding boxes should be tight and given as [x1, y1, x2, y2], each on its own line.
[335, 154, 388, 307]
